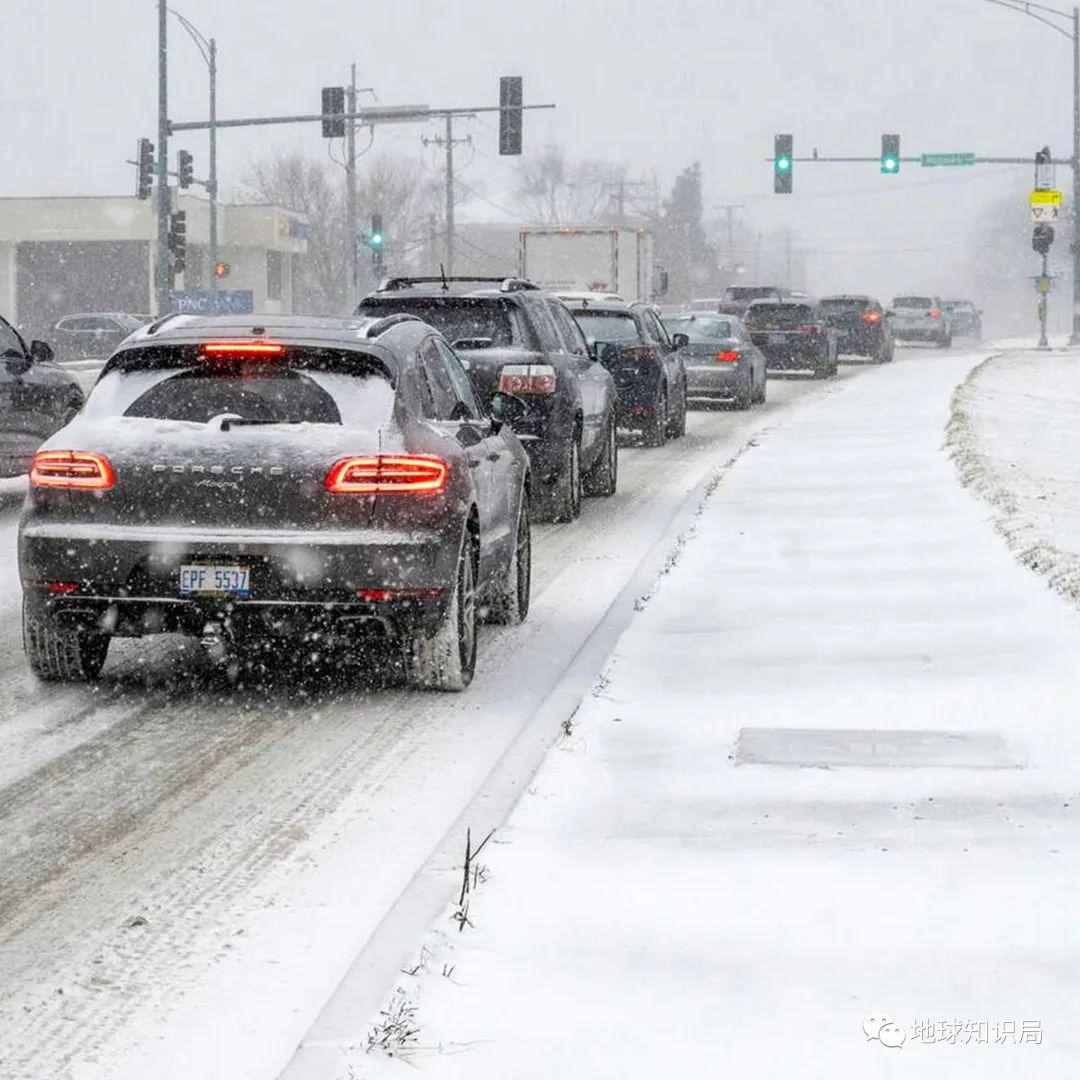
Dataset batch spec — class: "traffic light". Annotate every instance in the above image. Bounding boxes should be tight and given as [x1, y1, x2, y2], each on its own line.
[499, 76, 523, 156]
[321, 86, 346, 138]
[169, 210, 187, 273]
[214, 261, 231, 280]
[136, 138, 155, 200]
[774, 134, 793, 194]
[881, 133, 900, 175]
[1033, 223, 1055, 254]
[369, 212, 385, 275]
[178, 150, 194, 189]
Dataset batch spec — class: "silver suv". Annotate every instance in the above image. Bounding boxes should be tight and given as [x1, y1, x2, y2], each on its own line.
[889, 295, 953, 348]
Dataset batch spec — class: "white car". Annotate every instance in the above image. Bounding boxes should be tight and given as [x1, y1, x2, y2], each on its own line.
[889, 296, 953, 348]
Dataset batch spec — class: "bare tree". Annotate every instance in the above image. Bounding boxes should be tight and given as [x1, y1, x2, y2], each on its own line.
[514, 144, 628, 225]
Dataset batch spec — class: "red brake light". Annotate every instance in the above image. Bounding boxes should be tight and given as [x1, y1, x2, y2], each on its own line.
[325, 455, 449, 495]
[798, 324, 820, 335]
[499, 364, 557, 395]
[714, 350, 741, 363]
[30, 451, 115, 490]
[201, 341, 286, 358]
[357, 587, 445, 602]
[862, 311, 882, 325]
[929, 308, 942, 320]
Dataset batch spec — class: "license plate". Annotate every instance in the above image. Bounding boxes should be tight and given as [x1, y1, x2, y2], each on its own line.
[179, 564, 251, 597]
[769, 333, 787, 345]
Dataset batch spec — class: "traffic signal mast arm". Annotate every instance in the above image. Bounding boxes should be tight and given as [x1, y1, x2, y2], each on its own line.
[766, 153, 1076, 164]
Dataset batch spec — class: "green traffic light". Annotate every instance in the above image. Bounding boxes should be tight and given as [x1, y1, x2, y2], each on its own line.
[776, 156, 791, 173]
[883, 157, 898, 173]
[370, 232, 384, 248]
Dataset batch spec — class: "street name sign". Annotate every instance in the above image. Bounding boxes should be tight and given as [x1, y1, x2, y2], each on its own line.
[921, 153, 976, 167]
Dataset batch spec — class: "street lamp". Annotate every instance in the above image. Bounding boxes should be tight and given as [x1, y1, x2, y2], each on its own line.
[985, 0, 1080, 344]
[169, 8, 220, 294]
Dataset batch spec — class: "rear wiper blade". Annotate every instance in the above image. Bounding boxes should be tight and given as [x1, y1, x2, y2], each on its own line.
[219, 418, 308, 431]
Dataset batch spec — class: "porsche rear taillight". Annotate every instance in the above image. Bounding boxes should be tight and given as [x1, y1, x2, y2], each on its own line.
[714, 350, 741, 363]
[324, 455, 449, 495]
[498, 364, 557, 395]
[30, 451, 115, 490]
[862, 311, 882, 325]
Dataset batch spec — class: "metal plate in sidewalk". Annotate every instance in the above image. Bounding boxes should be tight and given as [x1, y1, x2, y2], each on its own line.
[735, 728, 1021, 769]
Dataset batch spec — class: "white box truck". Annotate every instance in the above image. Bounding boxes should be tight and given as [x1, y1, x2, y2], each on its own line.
[518, 226, 666, 301]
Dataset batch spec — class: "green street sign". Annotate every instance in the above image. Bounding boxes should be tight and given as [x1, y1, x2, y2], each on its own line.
[921, 153, 976, 167]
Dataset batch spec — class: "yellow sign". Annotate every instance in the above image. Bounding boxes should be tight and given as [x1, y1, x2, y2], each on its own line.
[1030, 190, 1063, 207]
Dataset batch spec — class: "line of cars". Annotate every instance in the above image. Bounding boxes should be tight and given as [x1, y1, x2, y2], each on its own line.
[14, 275, 768, 691]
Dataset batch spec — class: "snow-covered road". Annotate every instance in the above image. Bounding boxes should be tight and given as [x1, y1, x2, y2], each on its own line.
[347, 344, 1080, 1079]
[0, 364, 874, 1080]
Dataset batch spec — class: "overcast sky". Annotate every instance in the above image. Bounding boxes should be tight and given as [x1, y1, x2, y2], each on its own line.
[6, 0, 1076, 304]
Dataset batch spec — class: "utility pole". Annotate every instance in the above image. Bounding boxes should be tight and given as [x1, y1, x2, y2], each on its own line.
[156, 0, 171, 313]
[208, 37, 218, 295]
[346, 64, 359, 303]
[785, 228, 793, 285]
[1073, 5, 1080, 343]
[422, 118, 472, 275]
[1039, 249, 1051, 348]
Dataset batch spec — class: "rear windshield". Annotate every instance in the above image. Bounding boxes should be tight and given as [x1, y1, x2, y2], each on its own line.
[569, 311, 642, 344]
[820, 298, 870, 310]
[357, 298, 519, 348]
[87, 346, 395, 427]
[894, 297, 933, 308]
[662, 315, 736, 341]
[725, 287, 779, 302]
[745, 304, 814, 326]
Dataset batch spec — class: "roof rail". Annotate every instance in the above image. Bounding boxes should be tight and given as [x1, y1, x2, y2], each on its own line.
[378, 275, 539, 293]
[144, 311, 187, 336]
[363, 313, 426, 338]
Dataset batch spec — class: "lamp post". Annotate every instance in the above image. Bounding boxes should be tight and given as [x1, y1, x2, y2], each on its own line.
[169, 9, 219, 294]
[986, 0, 1080, 344]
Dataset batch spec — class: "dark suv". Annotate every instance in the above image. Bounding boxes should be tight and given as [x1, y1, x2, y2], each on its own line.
[942, 300, 983, 340]
[357, 278, 619, 523]
[820, 295, 894, 363]
[744, 299, 839, 378]
[558, 295, 687, 446]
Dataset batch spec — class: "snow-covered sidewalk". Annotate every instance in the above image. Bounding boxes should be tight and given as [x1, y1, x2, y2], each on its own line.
[351, 349, 1080, 1079]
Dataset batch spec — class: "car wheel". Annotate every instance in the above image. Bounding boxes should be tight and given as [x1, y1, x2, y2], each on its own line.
[643, 388, 668, 447]
[754, 370, 768, 403]
[734, 370, 753, 409]
[405, 535, 477, 691]
[583, 417, 618, 497]
[942, 334, 952, 349]
[550, 431, 583, 522]
[23, 597, 110, 681]
[487, 495, 532, 625]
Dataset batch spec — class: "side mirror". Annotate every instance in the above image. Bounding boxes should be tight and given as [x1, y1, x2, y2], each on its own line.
[30, 340, 54, 364]
[489, 391, 528, 431]
[671, 332, 690, 349]
[4, 351, 32, 377]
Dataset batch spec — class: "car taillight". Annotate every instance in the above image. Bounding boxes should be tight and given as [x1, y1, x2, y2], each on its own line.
[357, 587, 445, 602]
[862, 311, 882, 325]
[324, 455, 449, 495]
[929, 308, 942, 320]
[714, 350, 741, 363]
[498, 364, 557, 395]
[30, 451, 115, 490]
[798, 324, 820, 335]
[201, 341, 286, 358]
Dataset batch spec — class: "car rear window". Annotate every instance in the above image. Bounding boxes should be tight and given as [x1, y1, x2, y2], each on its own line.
[820, 298, 869, 311]
[894, 297, 933, 308]
[662, 315, 735, 341]
[725, 287, 780, 302]
[87, 346, 395, 428]
[357, 297, 519, 348]
[745, 304, 814, 327]
[569, 311, 642, 344]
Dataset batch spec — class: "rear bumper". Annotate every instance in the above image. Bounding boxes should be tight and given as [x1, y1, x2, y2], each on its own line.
[754, 339, 825, 370]
[834, 329, 885, 356]
[685, 364, 741, 397]
[19, 521, 457, 638]
[894, 325, 946, 341]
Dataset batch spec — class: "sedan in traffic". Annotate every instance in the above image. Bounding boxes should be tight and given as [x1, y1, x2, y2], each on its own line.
[19, 313, 533, 691]
[660, 311, 766, 408]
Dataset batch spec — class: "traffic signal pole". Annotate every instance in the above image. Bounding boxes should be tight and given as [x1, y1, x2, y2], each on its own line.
[156, 0, 171, 314]
[209, 37, 218, 296]
[1072, 5, 1080, 343]
[346, 64, 359, 303]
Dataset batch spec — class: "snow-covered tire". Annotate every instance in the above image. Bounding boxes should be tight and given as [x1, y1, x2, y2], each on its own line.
[405, 536, 477, 691]
[753, 372, 768, 403]
[548, 433, 582, 522]
[667, 381, 688, 437]
[23, 598, 109, 682]
[643, 388, 668, 447]
[583, 418, 618, 497]
[487, 496, 531, 625]
[734, 371, 753, 409]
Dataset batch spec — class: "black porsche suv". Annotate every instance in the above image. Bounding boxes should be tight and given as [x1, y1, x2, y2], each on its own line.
[357, 278, 620, 523]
